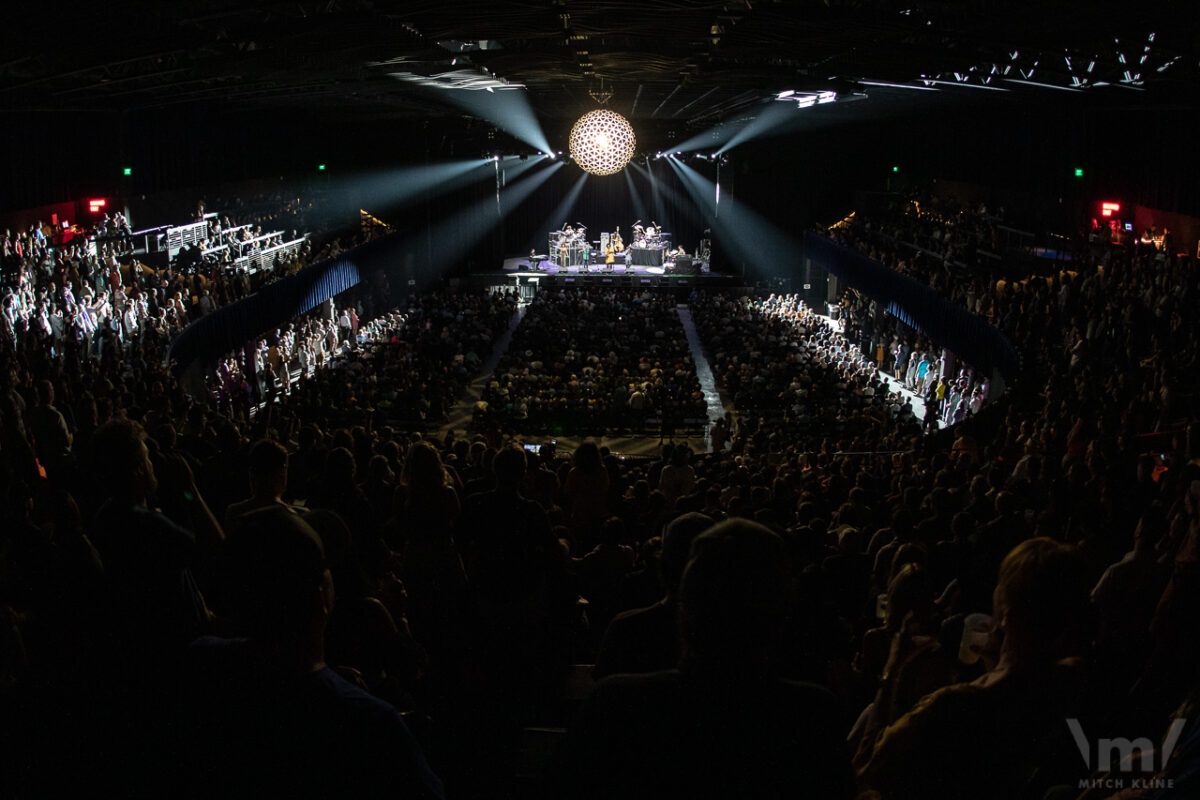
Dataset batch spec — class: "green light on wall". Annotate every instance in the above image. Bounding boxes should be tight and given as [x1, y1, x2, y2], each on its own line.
[318, 164, 326, 171]
[123, 167, 132, 176]
[892, 166, 899, 173]
[1074, 167, 1084, 178]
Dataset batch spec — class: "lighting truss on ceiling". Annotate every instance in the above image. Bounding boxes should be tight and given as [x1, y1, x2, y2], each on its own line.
[774, 89, 838, 108]
[386, 68, 524, 91]
[588, 78, 613, 106]
[857, 80, 939, 92]
[897, 31, 1172, 95]
[435, 40, 504, 53]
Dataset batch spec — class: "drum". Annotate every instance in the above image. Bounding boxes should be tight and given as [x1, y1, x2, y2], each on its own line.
[645, 226, 656, 237]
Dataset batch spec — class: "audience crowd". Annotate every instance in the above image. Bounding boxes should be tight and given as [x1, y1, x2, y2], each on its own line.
[235, 288, 518, 429]
[1, 183, 1200, 800]
[0, 193, 385, 364]
[479, 287, 707, 436]
[691, 291, 924, 447]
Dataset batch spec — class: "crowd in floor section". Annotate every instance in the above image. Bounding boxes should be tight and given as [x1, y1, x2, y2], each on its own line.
[1, 187, 1199, 799]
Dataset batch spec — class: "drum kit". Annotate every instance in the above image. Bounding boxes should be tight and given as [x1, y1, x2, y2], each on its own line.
[550, 223, 591, 267]
[631, 220, 670, 250]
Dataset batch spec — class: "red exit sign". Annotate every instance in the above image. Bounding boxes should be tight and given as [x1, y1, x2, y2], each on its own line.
[88, 198, 107, 213]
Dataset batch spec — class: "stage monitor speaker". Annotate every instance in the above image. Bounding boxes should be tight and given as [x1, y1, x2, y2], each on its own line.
[674, 256, 694, 274]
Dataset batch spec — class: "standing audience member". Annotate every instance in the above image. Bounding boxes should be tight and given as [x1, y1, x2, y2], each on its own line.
[185, 508, 444, 798]
[555, 519, 854, 798]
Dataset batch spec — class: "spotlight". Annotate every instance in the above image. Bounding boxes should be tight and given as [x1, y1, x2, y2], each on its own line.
[569, 109, 636, 176]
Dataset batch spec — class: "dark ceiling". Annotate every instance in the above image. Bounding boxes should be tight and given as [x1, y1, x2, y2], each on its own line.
[3, 1, 1198, 138]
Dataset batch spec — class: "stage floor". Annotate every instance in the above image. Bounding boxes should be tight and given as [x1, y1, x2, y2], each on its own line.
[500, 255, 710, 277]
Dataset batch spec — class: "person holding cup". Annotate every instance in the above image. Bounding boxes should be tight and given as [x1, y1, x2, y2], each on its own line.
[855, 537, 1092, 800]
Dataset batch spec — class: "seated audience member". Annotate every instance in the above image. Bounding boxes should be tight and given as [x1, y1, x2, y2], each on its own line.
[576, 516, 636, 638]
[224, 438, 296, 527]
[459, 444, 562, 607]
[554, 519, 854, 798]
[458, 445, 573, 709]
[593, 511, 712, 679]
[856, 537, 1092, 799]
[184, 507, 444, 798]
[89, 418, 220, 655]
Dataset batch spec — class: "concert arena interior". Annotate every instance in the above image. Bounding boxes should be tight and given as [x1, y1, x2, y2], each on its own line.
[4, 3, 1200, 798]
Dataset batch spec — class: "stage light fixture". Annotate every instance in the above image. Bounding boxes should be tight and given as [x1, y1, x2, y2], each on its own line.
[568, 109, 636, 176]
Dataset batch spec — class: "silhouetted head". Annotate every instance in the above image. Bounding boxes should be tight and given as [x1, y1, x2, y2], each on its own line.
[679, 519, 791, 671]
[220, 507, 330, 646]
[661, 512, 714, 597]
[492, 444, 527, 488]
[248, 439, 288, 498]
[994, 537, 1090, 665]
[92, 418, 157, 503]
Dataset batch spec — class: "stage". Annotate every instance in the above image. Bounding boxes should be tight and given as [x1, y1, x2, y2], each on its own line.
[464, 255, 743, 291]
[503, 254, 717, 275]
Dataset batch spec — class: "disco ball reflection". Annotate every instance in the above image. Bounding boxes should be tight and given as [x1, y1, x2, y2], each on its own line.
[568, 110, 636, 176]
